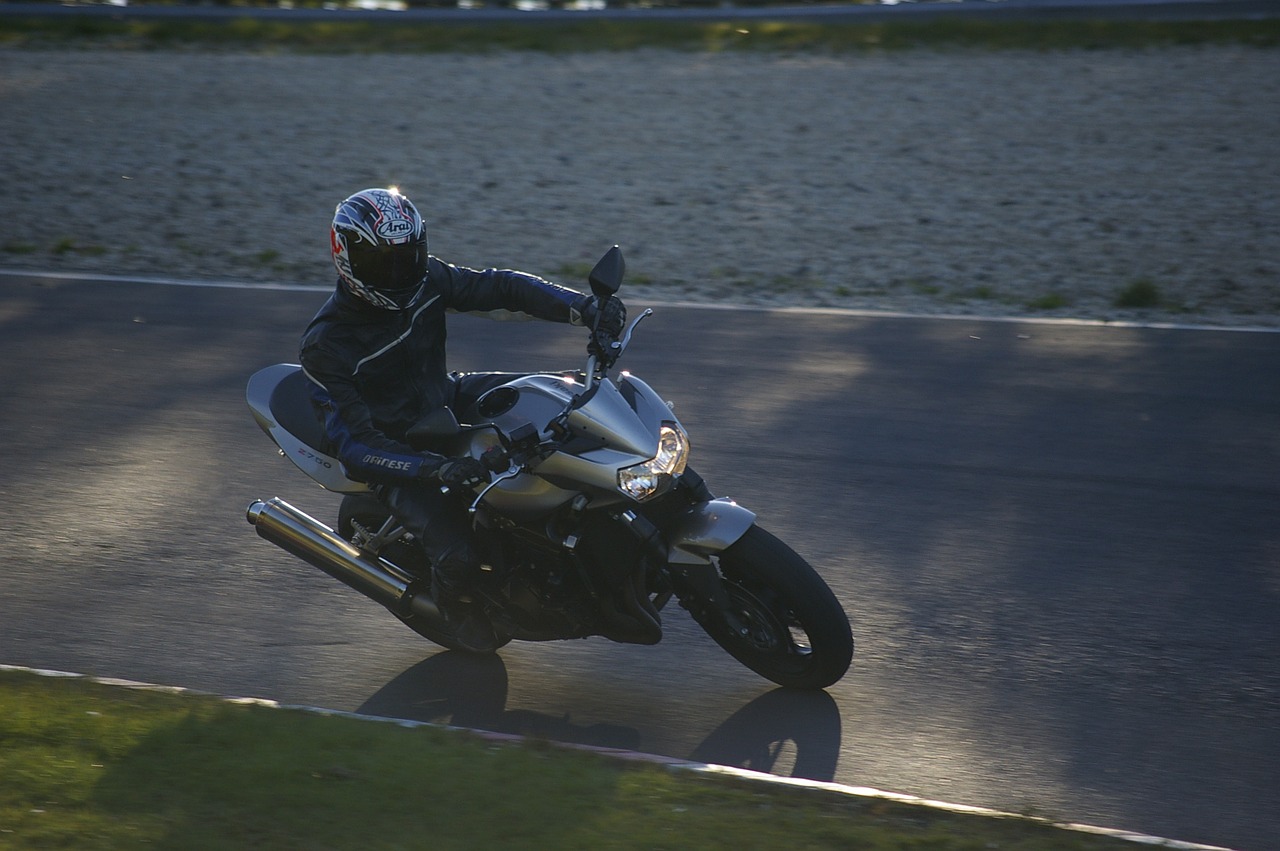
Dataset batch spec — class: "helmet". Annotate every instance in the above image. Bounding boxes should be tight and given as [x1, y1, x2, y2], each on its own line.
[330, 187, 429, 310]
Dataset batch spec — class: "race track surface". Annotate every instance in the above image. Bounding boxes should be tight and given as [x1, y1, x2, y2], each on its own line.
[1, 275, 1277, 848]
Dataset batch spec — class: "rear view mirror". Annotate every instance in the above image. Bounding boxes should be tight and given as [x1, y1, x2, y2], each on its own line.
[588, 246, 625, 298]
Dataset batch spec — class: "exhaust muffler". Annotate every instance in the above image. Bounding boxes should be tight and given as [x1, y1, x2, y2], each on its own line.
[246, 497, 443, 623]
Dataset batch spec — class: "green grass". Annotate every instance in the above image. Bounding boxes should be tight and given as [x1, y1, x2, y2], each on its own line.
[0, 14, 1276, 53]
[50, 237, 107, 257]
[1, 668, 1153, 850]
[1114, 278, 1162, 309]
[1028, 291, 1071, 311]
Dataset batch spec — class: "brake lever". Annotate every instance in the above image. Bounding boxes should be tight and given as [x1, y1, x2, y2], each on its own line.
[468, 424, 552, 521]
[612, 308, 653, 358]
[570, 309, 654, 420]
[470, 466, 523, 521]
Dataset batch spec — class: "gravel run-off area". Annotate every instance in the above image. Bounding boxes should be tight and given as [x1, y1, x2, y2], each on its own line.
[2, 45, 1278, 327]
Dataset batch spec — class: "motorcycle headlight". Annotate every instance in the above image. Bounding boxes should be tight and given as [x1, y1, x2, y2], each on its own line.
[617, 422, 690, 502]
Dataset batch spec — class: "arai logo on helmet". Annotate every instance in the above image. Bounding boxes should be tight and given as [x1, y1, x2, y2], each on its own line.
[376, 218, 415, 240]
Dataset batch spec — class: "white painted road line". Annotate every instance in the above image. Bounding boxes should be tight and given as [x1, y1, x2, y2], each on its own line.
[4, 268, 1278, 334]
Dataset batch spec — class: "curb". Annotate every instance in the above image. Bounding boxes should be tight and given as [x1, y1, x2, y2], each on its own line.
[1, 664, 1237, 851]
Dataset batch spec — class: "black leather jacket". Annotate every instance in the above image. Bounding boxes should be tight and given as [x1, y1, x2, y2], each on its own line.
[300, 255, 582, 484]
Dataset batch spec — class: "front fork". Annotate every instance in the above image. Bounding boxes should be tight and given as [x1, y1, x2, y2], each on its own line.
[619, 471, 758, 622]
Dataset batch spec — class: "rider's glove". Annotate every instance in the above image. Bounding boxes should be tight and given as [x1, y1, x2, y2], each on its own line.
[573, 294, 627, 367]
[428, 456, 490, 490]
[571, 294, 627, 340]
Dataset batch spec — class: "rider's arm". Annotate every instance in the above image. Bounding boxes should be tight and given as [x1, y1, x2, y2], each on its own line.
[300, 345, 439, 484]
[430, 256, 582, 323]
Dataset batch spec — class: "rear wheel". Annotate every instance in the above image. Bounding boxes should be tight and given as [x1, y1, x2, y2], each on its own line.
[337, 494, 509, 654]
[694, 525, 852, 690]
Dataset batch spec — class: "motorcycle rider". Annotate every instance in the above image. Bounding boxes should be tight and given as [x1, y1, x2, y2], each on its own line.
[300, 187, 625, 650]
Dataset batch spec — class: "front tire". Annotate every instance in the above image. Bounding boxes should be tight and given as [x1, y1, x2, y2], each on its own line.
[694, 525, 852, 690]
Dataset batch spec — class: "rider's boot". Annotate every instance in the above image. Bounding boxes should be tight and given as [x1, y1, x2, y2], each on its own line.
[431, 543, 499, 652]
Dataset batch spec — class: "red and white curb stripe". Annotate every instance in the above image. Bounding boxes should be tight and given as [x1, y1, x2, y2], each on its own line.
[1, 665, 1236, 851]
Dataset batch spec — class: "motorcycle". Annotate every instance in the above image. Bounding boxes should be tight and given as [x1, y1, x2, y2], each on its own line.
[246, 247, 852, 690]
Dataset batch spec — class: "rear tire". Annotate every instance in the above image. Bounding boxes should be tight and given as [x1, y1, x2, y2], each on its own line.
[694, 525, 852, 690]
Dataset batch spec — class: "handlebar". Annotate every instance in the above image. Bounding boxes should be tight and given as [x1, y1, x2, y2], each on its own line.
[467, 306, 655, 522]
[583, 307, 653, 394]
[480, 444, 510, 473]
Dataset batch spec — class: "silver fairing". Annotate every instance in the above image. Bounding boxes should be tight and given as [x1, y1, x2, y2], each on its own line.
[248, 363, 684, 521]
[246, 364, 371, 495]
[468, 372, 682, 520]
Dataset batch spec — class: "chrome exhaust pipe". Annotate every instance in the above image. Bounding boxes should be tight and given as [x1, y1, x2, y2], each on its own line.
[246, 497, 443, 623]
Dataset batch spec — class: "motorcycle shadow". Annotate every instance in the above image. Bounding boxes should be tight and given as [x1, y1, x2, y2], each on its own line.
[690, 686, 842, 782]
[356, 651, 640, 751]
[356, 651, 842, 782]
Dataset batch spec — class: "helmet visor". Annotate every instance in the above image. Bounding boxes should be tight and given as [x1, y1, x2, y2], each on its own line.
[350, 239, 428, 301]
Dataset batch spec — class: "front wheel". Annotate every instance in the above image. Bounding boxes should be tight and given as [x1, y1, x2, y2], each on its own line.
[693, 525, 852, 690]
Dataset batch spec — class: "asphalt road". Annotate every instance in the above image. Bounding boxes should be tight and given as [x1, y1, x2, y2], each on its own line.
[1, 273, 1277, 850]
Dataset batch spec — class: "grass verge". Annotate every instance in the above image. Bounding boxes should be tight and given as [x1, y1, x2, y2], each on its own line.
[2, 667, 1169, 850]
[0, 14, 1277, 53]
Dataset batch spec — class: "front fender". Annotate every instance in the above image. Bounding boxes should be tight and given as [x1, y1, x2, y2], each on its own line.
[666, 498, 757, 565]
